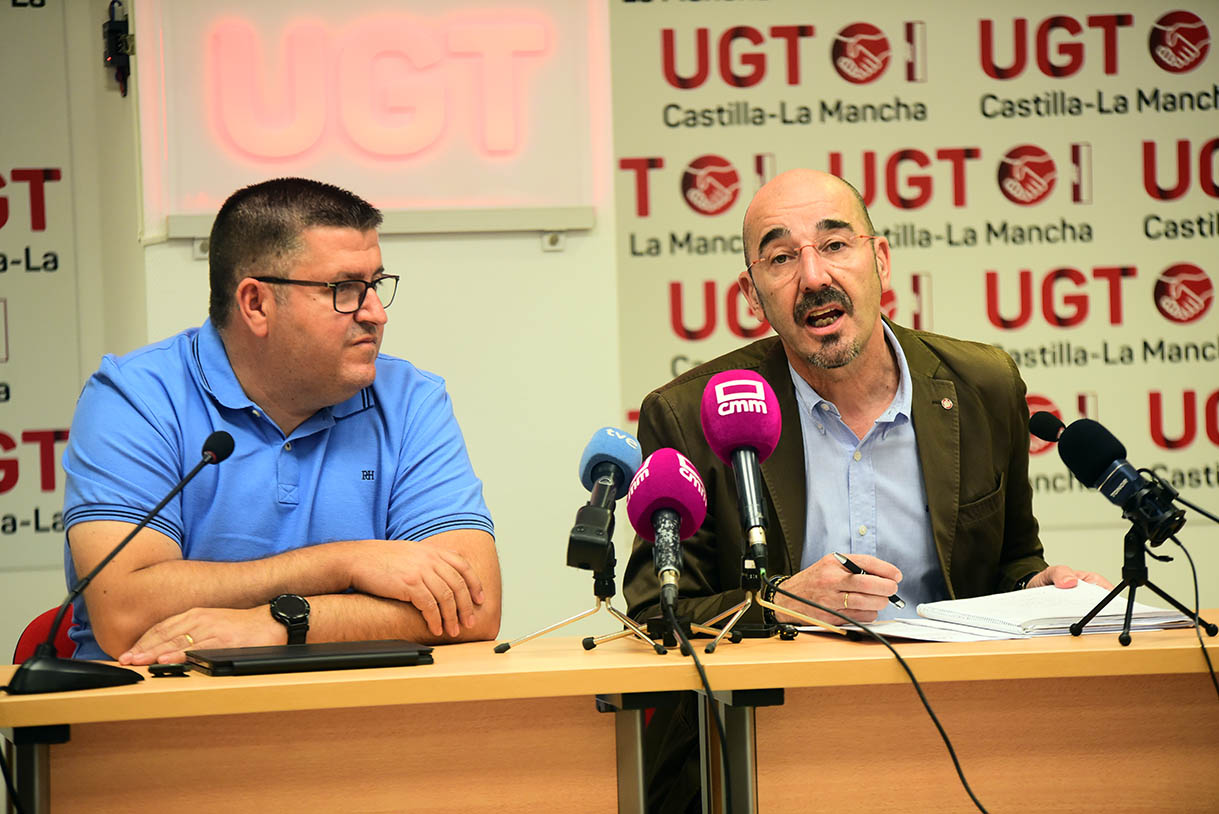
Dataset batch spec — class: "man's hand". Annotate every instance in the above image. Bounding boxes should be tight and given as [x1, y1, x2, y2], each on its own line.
[772, 553, 903, 625]
[119, 606, 285, 665]
[1024, 565, 1113, 591]
[343, 540, 486, 638]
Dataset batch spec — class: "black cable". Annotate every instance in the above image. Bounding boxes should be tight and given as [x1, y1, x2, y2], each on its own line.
[1168, 535, 1219, 700]
[664, 602, 733, 814]
[0, 742, 28, 814]
[768, 577, 989, 814]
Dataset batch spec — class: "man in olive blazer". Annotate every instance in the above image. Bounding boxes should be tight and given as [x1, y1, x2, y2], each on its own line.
[623, 322, 1048, 627]
[621, 169, 1108, 814]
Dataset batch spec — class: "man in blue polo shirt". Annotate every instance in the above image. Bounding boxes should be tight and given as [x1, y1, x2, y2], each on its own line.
[62, 178, 499, 663]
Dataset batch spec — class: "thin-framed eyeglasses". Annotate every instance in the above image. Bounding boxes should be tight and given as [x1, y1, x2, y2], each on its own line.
[746, 234, 878, 279]
[252, 275, 399, 313]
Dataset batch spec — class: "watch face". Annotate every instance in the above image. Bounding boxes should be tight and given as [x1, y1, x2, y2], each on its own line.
[273, 594, 310, 621]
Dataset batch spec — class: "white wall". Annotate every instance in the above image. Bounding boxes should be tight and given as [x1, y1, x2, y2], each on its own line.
[4, 2, 1215, 668]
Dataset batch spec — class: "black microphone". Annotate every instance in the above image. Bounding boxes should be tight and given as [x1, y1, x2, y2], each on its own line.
[1029, 411, 1065, 443]
[1055, 419, 1183, 545]
[4, 431, 235, 695]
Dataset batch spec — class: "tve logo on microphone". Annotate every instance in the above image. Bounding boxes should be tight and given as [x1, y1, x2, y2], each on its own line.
[714, 379, 769, 416]
[599, 427, 641, 451]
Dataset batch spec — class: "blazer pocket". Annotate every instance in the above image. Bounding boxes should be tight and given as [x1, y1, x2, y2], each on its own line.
[958, 473, 1005, 527]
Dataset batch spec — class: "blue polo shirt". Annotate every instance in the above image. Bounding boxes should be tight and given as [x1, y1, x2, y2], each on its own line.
[62, 320, 493, 659]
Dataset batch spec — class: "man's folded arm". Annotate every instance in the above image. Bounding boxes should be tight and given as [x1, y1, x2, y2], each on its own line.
[69, 520, 500, 659]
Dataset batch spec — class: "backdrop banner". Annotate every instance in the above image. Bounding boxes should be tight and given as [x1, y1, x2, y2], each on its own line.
[0, 2, 79, 572]
[610, 0, 1217, 533]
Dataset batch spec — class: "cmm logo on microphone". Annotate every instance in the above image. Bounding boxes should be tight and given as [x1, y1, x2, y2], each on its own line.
[676, 451, 707, 501]
[714, 379, 768, 415]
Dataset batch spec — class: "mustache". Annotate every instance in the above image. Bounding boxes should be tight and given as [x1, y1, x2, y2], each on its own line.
[793, 287, 853, 322]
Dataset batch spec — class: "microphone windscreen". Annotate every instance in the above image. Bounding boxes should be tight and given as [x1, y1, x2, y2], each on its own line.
[1028, 411, 1065, 443]
[626, 448, 708, 542]
[578, 427, 643, 492]
[203, 430, 235, 463]
[1058, 418, 1127, 488]
[700, 370, 781, 464]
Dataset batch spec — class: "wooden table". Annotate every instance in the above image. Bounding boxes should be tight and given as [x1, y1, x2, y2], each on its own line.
[698, 623, 1219, 813]
[3, 625, 1216, 813]
[0, 636, 696, 814]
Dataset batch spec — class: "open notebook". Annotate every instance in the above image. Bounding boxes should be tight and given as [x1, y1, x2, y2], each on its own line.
[800, 582, 1194, 642]
[915, 582, 1193, 636]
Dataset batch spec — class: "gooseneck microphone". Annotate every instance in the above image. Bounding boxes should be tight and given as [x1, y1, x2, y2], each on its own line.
[567, 427, 643, 573]
[4, 431, 235, 695]
[1028, 410, 1065, 443]
[625, 448, 708, 611]
[699, 370, 781, 573]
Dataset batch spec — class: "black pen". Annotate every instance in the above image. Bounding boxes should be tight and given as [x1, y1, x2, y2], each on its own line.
[833, 552, 905, 609]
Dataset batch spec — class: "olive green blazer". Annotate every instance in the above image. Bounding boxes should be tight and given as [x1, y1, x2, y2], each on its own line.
[623, 320, 1048, 624]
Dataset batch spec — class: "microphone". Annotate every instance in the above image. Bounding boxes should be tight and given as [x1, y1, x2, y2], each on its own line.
[5, 431, 235, 695]
[1055, 418, 1184, 545]
[626, 448, 708, 610]
[699, 370, 781, 572]
[567, 427, 642, 573]
[1029, 410, 1065, 443]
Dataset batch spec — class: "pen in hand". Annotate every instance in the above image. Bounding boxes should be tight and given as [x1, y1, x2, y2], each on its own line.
[833, 552, 906, 609]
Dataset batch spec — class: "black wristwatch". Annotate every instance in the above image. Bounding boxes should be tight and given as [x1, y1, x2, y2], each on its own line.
[270, 594, 310, 645]
[1012, 572, 1040, 592]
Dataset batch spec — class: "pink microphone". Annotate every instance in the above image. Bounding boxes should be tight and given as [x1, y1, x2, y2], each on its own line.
[626, 448, 708, 609]
[699, 370, 781, 570]
[700, 370, 782, 463]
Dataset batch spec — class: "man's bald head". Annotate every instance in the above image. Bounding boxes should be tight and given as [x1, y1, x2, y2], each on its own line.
[742, 170, 875, 266]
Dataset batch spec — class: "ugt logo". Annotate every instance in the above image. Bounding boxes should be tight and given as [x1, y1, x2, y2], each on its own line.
[1149, 11, 1210, 73]
[681, 155, 740, 216]
[997, 145, 1056, 205]
[1153, 264, 1213, 324]
[832, 23, 891, 83]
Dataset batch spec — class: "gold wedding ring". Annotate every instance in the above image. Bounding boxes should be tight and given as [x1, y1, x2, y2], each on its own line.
[843, 592, 850, 610]
[184, 632, 195, 646]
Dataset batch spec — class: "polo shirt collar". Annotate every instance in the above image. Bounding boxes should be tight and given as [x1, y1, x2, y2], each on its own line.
[192, 319, 376, 420]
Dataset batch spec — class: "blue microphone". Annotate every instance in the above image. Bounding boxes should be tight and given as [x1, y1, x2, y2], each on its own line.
[578, 426, 643, 492]
[569, 427, 643, 572]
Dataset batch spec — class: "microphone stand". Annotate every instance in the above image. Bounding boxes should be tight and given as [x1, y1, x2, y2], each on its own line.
[494, 545, 665, 654]
[495, 474, 665, 655]
[6, 440, 229, 694]
[1071, 477, 1218, 644]
[696, 529, 845, 653]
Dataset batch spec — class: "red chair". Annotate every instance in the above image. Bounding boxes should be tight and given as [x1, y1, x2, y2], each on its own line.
[13, 606, 75, 664]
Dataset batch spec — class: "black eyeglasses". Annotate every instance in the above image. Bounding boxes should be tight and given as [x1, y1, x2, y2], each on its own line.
[252, 275, 399, 313]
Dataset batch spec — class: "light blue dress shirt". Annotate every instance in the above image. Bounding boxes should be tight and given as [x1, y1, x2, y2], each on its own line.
[791, 322, 947, 619]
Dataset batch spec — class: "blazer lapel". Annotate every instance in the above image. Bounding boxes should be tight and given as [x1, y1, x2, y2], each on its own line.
[758, 341, 806, 575]
[892, 323, 962, 597]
